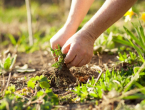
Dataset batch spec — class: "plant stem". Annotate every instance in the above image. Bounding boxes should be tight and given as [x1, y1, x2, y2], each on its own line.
[25, 0, 33, 46]
[2, 72, 11, 96]
[93, 66, 103, 86]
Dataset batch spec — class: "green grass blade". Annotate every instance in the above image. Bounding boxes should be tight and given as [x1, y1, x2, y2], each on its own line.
[8, 34, 17, 46]
[123, 26, 144, 49]
[134, 82, 145, 95]
[131, 23, 144, 47]
[139, 22, 145, 47]
[123, 93, 145, 100]
[113, 38, 132, 47]
[4, 54, 11, 70]
[128, 39, 144, 62]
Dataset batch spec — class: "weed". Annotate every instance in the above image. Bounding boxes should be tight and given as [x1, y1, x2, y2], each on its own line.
[50, 44, 66, 71]
[0, 75, 59, 110]
[72, 69, 132, 102]
[117, 52, 138, 64]
[0, 51, 17, 74]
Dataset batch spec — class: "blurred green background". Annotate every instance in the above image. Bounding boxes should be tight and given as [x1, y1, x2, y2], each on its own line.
[0, 0, 144, 53]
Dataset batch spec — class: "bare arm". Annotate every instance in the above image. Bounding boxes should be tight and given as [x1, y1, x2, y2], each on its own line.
[82, 0, 138, 41]
[64, 0, 95, 32]
[50, 0, 94, 50]
[62, 0, 138, 67]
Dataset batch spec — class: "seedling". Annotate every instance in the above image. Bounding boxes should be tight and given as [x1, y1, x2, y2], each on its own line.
[0, 51, 17, 74]
[117, 52, 128, 63]
[50, 45, 76, 87]
[0, 75, 59, 109]
[117, 52, 138, 64]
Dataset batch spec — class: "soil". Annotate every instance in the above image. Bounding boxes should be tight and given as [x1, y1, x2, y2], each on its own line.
[0, 49, 120, 109]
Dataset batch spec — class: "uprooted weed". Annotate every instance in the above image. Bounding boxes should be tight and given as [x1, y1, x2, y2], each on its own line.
[50, 45, 76, 88]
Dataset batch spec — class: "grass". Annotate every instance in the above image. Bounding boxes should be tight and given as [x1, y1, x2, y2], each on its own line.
[0, 2, 62, 23]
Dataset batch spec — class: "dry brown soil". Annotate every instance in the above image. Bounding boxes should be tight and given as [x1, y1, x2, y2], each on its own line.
[1, 50, 120, 109]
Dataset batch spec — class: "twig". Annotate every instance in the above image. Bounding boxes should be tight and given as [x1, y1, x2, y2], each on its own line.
[92, 66, 103, 86]
[24, 94, 46, 108]
[14, 93, 30, 100]
[34, 83, 39, 96]
[25, 0, 33, 46]
[2, 72, 11, 96]
[1, 74, 5, 92]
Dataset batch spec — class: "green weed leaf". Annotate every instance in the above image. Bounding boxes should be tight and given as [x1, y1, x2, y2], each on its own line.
[123, 93, 145, 100]
[50, 44, 66, 70]
[4, 54, 11, 70]
[39, 77, 50, 89]
[134, 67, 140, 74]
[139, 21, 145, 46]
[37, 90, 44, 97]
[27, 80, 35, 89]
[113, 38, 132, 47]
[8, 34, 17, 46]
[123, 26, 144, 49]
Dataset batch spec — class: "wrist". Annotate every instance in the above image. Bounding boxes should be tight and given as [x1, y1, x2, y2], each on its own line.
[81, 23, 100, 42]
[64, 19, 80, 33]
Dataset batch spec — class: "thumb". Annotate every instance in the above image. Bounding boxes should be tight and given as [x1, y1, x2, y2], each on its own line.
[61, 43, 70, 54]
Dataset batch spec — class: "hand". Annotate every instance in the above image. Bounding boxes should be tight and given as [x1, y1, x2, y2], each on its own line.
[50, 26, 77, 61]
[62, 29, 95, 67]
[50, 26, 76, 50]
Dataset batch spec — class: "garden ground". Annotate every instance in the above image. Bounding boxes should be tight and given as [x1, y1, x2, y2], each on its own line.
[0, 1, 145, 109]
[1, 48, 137, 109]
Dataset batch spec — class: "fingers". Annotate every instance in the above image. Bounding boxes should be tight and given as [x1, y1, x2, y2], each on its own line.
[67, 55, 90, 67]
[64, 44, 79, 64]
[67, 55, 83, 68]
[77, 59, 88, 67]
[63, 43, 90, 67]
[61, 43, 70, 54]
[62, 42, 76, 64]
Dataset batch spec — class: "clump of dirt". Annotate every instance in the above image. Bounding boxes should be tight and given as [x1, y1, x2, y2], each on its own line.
[49, 63, 76, 88]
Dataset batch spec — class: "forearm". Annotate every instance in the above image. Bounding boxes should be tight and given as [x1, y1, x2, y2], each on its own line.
[82, 0, 137, 41]
[64, 0, 95, 32]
